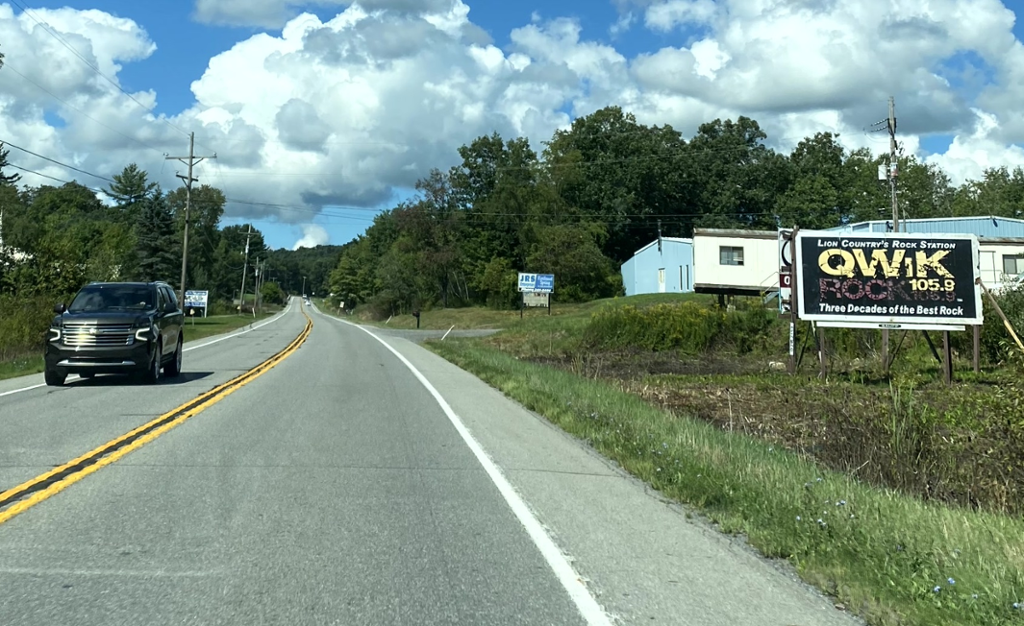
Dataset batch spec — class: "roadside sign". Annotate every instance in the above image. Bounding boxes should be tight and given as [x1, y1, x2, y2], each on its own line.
[518, 272, 554, 293]
[184, 290, 209, 318]
[523, 292, 549, 307]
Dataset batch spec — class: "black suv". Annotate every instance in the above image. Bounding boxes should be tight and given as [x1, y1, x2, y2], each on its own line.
[44, 281, 185, 386]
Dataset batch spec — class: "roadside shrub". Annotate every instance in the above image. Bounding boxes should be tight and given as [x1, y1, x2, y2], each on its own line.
[582, 300, 798, 356]
[582, 303, 723, 353]
[0, 294, 56, 359]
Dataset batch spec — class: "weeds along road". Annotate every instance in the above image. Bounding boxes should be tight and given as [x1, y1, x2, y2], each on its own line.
[0, 298, 861, 626]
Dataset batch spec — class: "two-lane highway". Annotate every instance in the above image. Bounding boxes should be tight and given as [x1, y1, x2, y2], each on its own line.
[0, 298, 862, 625]
[0, 300, 593, 625]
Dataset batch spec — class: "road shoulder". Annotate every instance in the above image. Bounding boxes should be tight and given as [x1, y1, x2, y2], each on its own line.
[377, 331, 864, 626]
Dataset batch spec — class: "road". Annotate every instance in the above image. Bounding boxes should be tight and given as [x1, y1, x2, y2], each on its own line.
[0, 298, 862, 625]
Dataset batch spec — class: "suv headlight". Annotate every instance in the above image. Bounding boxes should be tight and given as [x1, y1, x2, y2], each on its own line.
[48, 326, 61, 342]
[134, 317, 155, 341]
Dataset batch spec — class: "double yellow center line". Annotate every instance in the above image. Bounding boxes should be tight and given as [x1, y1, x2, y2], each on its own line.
[0, 310, 313, 526]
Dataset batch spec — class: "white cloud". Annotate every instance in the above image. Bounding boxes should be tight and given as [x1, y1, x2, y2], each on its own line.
[1, 0, 1024, 245]
[292, 224, 330, 249]
[926, 109, 1024, 182]
[193, 0, 461, 29]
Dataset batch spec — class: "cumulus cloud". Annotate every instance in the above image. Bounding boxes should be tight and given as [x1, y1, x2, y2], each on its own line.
[292, 224, 330, 249]
[2, 0, 1024, 244]
[192, 0, 461, 29]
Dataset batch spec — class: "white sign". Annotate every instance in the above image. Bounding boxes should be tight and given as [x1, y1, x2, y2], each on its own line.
[184, 290, 209, 309]
[523, 292, 549, 308]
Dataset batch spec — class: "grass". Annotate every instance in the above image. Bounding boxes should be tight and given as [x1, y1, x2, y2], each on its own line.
[429, 338, 1024, 625]
[0, 309, 282, 383]
[342, 293, 713, 330]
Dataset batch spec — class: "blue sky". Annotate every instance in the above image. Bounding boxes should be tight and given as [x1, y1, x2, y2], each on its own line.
[5, 0, 1024, 250]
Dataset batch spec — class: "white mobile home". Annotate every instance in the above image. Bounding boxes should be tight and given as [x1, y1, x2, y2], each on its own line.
[692, 228, 778, 297]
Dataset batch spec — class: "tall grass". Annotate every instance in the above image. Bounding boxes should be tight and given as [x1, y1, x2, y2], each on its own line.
[430, 339, 1024, 626]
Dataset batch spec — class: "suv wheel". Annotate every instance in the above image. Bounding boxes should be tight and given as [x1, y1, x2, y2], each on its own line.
[44, 368, 66, 387]
[143, 341, 162, 384]
[165, 337, 183, 377]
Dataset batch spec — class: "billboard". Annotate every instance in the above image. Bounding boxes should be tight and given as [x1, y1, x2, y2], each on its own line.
[794, 231, 982, 326]
[518, 273, 555, 293]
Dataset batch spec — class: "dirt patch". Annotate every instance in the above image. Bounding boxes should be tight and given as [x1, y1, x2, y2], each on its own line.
[525, 349, 1024, 516]
[530, 348, 776, 378]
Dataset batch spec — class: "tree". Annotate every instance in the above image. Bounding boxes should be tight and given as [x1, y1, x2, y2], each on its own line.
[133, 190, 179, 284]
[107, 163, 157, 205]
[544, 106, 693, 261]
[0, 143, 21, 185]
[687, 117, 793, 231]
[167, 184, 225, 288]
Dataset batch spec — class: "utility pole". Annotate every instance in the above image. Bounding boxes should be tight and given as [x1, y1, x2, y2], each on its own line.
[302, 275, 306, 298]
[254, 257, 261, 314]
[239, 224, 252, 314]
[167, 132, 216, 307]
[882, 97, 899, 372]
[888, 97, 899, 232]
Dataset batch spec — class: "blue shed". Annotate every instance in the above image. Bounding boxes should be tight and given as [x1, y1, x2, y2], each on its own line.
[826, 216, 1024, 238]
[620, 237, 694, 296]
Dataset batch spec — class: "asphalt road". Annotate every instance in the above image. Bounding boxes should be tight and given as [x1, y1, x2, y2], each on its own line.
[0, 298, 863, 625]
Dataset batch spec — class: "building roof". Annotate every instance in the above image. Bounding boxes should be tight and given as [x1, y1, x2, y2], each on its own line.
[632, 236, 692, 256]
[827, 215, 1024, 239]
[693, 228, 777, 240]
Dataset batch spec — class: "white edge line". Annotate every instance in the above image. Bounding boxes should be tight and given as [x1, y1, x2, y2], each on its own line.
[0, 383, 45, 398]
[182, 302, 291, 352]
[0, 302, 295, 398]
[321, 309, 613, 626]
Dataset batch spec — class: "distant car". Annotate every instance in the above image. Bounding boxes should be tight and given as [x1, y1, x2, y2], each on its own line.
[44, 281, 185, 386]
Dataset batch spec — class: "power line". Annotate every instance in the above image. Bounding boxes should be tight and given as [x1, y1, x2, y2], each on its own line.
[3, 0, 229, 160]
[0, 139, 115, 183]
[0, 60, 169, 157]
[6, 163, 72, 185]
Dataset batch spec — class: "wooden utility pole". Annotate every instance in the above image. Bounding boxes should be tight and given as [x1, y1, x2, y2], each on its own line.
[882, 97, 898, 373]
[238, 224, 252, 314]
[167, 132, 216, 307]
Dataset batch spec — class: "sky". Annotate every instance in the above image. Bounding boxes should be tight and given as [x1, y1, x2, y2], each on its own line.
[2, 0, 1024, 251]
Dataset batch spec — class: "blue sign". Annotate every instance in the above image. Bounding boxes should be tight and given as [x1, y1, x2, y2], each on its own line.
[518, 272, 554, 293]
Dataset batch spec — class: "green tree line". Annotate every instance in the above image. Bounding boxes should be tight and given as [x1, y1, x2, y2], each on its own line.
[0, 148, 342, 312]
[329, 106, 1024, 317]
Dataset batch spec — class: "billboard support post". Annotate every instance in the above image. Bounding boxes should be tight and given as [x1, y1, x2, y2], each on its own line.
[973, 325, 981, 373]
[942, 331, 953, 385]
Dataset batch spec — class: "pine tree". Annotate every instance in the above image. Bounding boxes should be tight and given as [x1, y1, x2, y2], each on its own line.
[0, 143, 21, 185]
[133, 189, 178, 284]
[107, 163, 157, 223]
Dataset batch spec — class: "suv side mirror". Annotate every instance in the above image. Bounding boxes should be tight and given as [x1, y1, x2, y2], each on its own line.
[54, 303, 66, 314]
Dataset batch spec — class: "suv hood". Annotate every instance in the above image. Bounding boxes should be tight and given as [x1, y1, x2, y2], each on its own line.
[54, 311, 152, 325]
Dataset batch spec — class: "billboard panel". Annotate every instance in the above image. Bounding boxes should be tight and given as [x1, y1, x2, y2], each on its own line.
[794, 231, 982, 326]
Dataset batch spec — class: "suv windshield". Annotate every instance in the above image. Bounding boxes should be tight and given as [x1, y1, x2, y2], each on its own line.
[68, 285, 154, 313]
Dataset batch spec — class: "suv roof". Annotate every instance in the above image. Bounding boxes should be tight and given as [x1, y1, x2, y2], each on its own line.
[84, 281, 169, 288]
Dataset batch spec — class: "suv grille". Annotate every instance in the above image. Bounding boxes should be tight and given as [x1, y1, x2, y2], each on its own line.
[62, 322, 134, 347]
